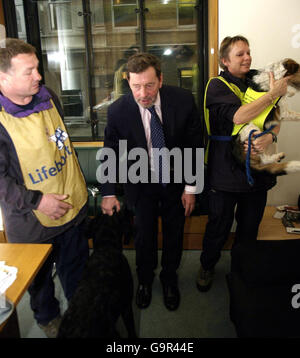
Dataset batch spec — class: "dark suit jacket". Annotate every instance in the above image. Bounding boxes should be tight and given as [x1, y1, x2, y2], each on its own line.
[101, 85, 203, 206]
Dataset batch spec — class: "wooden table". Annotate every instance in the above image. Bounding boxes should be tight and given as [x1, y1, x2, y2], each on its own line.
[152, 206, 300, 250]
[0, 243, 52, 337]
[150, 206, 300, 250]
[258, 206, 300, 240]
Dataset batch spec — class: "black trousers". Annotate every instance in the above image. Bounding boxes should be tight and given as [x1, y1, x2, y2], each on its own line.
[28, 223, 89, 325]
[134, 183, 185, 286]
[200, 189, 267, 271]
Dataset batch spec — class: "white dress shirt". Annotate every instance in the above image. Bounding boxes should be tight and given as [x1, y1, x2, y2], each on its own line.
[136, 93, 195, 194]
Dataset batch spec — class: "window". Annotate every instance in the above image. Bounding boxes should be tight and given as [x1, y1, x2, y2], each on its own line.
[177, 0, 196, 27]
[49, 0, 72, 31]
[112, 0, 138, 28]
[19, 0, 214, 141]
[14, 0, 26, 40]
[91, 0, 105, 27]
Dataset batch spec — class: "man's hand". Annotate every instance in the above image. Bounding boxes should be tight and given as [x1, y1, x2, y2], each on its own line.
[181, 192, 195, 217]
[37, 193, 73, 220]
[101, 196, 121, 216]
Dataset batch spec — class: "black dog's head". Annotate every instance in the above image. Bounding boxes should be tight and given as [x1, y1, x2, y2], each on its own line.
[83, 209, 134, 252]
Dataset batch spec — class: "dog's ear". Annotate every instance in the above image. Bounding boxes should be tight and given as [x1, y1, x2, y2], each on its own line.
[283, 59, 300, 76]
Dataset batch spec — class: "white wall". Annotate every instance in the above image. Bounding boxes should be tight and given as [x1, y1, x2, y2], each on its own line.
[219, 0, 300, 205]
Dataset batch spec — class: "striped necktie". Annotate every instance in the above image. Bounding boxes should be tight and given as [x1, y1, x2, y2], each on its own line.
[148, 105, 167, 186]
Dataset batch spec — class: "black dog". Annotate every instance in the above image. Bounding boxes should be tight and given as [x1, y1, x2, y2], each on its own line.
[57, 211, 136, 338]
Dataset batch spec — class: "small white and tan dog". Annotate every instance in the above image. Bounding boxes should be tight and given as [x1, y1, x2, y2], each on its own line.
[234, 58, 300, 177]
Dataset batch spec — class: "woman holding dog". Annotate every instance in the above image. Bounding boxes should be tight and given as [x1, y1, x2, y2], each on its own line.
[196, 35, 291, 291]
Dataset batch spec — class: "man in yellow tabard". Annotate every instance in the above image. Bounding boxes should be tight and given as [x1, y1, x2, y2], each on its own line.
[0, 38, 89, 337]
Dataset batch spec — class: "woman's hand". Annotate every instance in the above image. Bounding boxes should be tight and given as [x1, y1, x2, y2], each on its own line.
[252, 131, 273, 153]
[244, 130, 273, 154]
[269, 71, 291, 99]
[233, 73, 291, 125]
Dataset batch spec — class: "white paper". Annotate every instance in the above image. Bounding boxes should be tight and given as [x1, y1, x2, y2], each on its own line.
[0, 261, 18, 295]
[286, 227, 300, 234]
[273, 210, 286, 219]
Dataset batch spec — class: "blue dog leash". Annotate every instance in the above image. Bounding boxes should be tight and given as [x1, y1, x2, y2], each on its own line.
[246, 125, 275, 186]
[209, 126, 276, 186]
[209, 135, 233, 142]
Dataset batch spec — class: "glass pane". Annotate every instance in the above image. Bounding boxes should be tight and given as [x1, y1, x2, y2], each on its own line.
[146, 0, 176, 29]
[33, 0, 199, 140]
[91, 0, 140, 138]
[145, 0, 198, 102]
[113, 0, 137, 5]
[178, 1, 196, 26]
[14, 0, 27, 41]
[49, 3, 72, 31]
[113, 5, 137, 27]
[37, 0, 91, 139]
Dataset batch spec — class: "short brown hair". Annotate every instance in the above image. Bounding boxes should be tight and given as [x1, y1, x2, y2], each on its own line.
[219, 35, 249, 70]
[0, 38, 36, 72]
[126, 52, 161, 80]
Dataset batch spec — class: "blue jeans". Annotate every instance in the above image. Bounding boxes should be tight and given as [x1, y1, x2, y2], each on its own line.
[28, 223, 89, 325]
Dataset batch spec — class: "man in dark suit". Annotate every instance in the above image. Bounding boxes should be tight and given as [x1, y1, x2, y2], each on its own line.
[101, 53, 203, 311]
